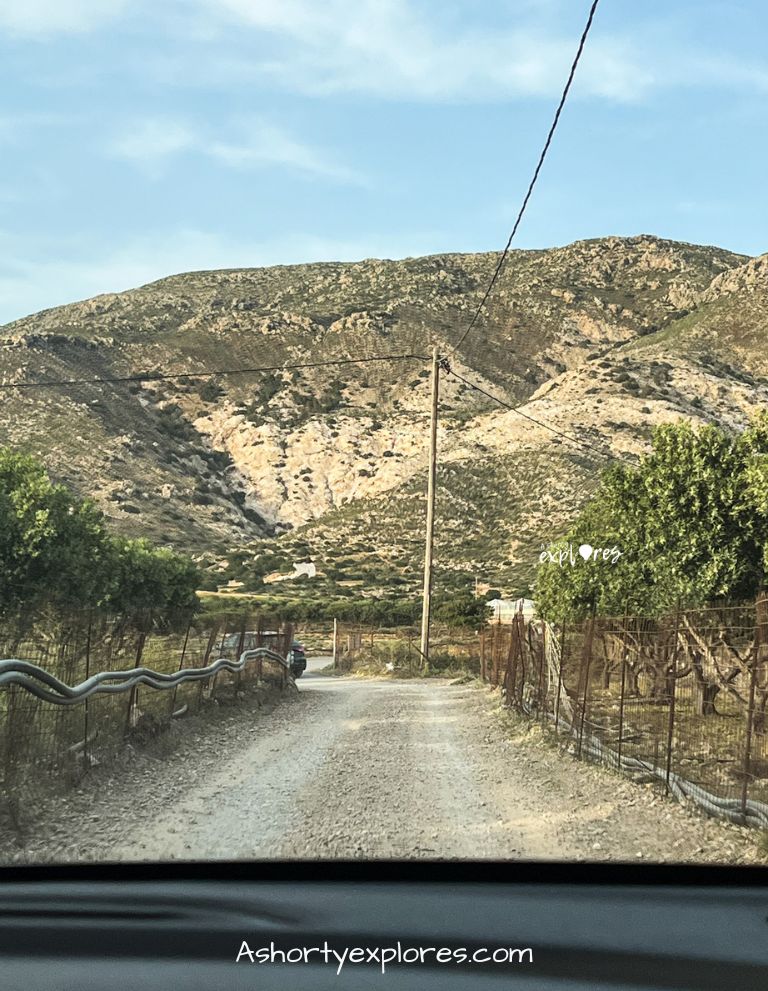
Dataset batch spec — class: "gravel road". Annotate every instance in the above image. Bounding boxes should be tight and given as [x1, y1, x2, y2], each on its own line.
[5, 661, 764, 864]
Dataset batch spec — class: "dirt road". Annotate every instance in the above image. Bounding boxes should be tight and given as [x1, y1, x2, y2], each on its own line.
[8, 664, 763, 863]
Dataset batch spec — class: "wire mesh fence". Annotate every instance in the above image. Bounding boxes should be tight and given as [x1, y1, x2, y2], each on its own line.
[0, 607, 294, 828]
[479, 597, 768, 829]
[295, 620, 483, 674]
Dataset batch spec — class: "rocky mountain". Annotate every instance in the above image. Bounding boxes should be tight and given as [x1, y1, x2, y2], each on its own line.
[1, 234, 765, 597]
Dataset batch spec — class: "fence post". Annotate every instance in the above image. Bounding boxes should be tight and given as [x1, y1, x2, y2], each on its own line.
[576, 611, 596, 760]
[516, 612, 528, 710]
[82, 612, 92, 773]
[741, 646, 759, 822]
[235, 614, 247, 695]
[480, 628, 486, 681]
[169, 619, 191, 718]
[537, 621, 546, 723]
[2, 685, 21, 836]
[198, 621, 221, 709]
[617, 611, 630, 770]
[332, 618, 338, 670]
[664, 606, 681, 795]
[492, 615, 501, 687]
[506, 623, 518, 706]
[124, 619, 148, 737]
[554, 622, 566, 736]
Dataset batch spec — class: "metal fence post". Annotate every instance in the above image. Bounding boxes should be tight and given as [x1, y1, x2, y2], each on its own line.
[741, 648, 759, 821]
[2, 685, 21, 836]
[82, 612, 92, 773]
[617, 613, 629, 770]
[576, 612, 596, 760]
[664, 607, 681, 795]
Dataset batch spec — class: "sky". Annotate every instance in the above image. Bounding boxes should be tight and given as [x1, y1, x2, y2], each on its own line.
[1, 0, 767, 324]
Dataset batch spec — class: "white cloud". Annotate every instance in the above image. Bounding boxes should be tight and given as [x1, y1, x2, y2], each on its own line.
[186, 0, 655, 103]
[149, 0, 768, 105]
[106, 115, 366, 184]
[108, 118, 195, 162]
[208, 118, 368, 184]
[105, 118, 197, 178]
[0, 0, 128, 36]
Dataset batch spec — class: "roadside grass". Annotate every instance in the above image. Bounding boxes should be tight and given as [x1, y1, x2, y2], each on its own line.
[336, 642, 480, 680]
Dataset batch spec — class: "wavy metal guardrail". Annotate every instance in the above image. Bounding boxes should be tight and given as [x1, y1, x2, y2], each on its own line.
[0, 647, 289, 706]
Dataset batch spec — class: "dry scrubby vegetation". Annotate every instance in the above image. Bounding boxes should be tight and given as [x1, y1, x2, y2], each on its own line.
[3, 235, 764, 603]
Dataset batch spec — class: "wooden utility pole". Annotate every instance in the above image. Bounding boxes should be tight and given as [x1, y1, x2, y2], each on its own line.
[332, 617, 338, 669]
[420, 346, 440, 670]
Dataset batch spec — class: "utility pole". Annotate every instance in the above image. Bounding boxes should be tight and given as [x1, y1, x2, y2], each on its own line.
[420, 346, 440, 671]
[332, 617, 338, 669]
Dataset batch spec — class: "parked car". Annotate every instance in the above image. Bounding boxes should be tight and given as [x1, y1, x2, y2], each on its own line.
[288, 641, 307, 678]
[216, 631, 285, 661]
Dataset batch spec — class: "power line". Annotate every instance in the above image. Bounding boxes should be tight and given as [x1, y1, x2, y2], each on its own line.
[0, 353, 428, 392]
[444, 363, 636, 467]
[451, 0, 601, 356]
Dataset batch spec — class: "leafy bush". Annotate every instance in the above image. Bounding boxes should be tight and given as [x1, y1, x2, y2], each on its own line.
[197, 379, 224, 403]
[0, 448, 200, 620]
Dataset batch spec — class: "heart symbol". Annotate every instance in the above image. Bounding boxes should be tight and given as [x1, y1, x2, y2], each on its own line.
[578, 544, 593, 561]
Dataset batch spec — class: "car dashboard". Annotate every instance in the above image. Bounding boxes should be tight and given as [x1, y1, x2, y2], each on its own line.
[0, 861, 766, 990]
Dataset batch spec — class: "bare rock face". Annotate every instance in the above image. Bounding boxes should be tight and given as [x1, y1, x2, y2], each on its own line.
[702, 253, 768, 300]
[0, 234, 763, 592]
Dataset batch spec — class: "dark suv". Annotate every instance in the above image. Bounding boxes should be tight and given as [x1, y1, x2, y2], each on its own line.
[288, 641, 307, 678]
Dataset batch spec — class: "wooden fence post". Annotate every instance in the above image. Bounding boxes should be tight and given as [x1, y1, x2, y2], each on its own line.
[235, 614, 247, 694]
[198, 621, 220, 709]
[554, 622, 566, 735]
[169, 619, 191, 718]
[124, 619, 148, 737]
[537, 622, 547, 725]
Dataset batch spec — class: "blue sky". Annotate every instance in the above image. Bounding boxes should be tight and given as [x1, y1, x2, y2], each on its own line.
[1, 0, 767, 323]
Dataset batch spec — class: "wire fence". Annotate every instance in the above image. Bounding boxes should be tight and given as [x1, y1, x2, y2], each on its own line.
[0, 608, 294, 830]
[296, 621, 482, 673]
[479, 596, 768, 829]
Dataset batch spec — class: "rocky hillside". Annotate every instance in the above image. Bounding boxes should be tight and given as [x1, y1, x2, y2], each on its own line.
[1, 234, 764, 595]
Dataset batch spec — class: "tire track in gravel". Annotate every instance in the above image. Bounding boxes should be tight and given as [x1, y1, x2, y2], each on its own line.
[14, 670, 764, 864]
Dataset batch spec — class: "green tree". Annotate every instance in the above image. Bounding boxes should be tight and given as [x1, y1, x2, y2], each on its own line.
[0, 450, 109, 615]
[0, 448, 201, 621]
[104, 538, 200, 615]
[536, 418, 768, 621]
[433, 593, 492, 628]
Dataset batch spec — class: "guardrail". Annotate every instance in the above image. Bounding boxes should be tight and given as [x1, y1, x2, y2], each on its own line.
[1, 634, 294, 835]
[0, 648, 289, 705]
